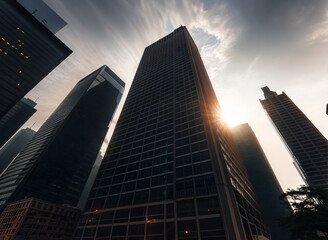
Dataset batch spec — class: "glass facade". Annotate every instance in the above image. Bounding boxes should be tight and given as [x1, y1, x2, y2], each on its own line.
[0, 98, 36, 148]
[260, 86, 328, 189]
[75, 27, 270, 240]
[0, 0, 71, 118]
[0, 128, 35, 175]
[0, 66, 124, 213]
[231, 123, 291, 240]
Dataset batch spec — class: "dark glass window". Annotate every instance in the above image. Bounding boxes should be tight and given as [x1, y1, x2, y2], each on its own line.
[99, 211, 114, 224]
[97, 226, 111, 237]
[176, 155, 192, 166]
[125, 171, 138, 181]
[128, 224, 145, 235]
[176, 165, 192, 178]
[146, 222, 164, 235]
[130, 207, 146, 222]
[119, 193, 134, 206]
[136, 178, 151, 189]
[112, 225, 127, 236]
[122, 182, 136, 192]
[105, 195, 119, 208]
[138, 168, 152, 178]
[114, 208, 130, 223]
[178, 220, 198, 239]
[177, 199, 195, 217]
[150, 187, 166, 202]
[199, 218, 225, 238]
[134, 190, 149, 204]
[176, 178, 194, 198]
[193, 161, 212, 175]
[197, 197, 220, 215]
[195, 174, 217, 195]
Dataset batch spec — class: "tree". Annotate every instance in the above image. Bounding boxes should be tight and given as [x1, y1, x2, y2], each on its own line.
[280, 186, 328, 240]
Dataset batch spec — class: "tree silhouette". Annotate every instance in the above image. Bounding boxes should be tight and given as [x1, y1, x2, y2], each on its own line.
[280, 186, 328, 239]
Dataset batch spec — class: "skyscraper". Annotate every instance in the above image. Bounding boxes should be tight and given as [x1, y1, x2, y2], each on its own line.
[0, 98, 36, 149]
[260, 86, 328, 189]
[0, 66, 125, 212]
[0, 128, 35, 175]
[0, 0, 71, 118]
[231, 123, 291, 240]
[75, 27, 270, 240]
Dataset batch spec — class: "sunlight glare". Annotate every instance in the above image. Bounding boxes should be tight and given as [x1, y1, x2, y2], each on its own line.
[220, 102, 248, 127]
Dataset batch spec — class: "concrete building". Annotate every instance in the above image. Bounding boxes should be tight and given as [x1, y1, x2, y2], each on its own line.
[75, 26, 270, 240]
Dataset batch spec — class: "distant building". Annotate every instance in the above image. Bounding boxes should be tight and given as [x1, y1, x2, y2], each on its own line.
[260, 86, 328, 189]
[0, 128, 35, 175]
[0, 198, 81, 240]
[231, 123, 291, 240]
[0, 98, 36, 149]
[0, 66, 124, 212]
[75, 26, 270, 240]
[0, 0, 71, 118]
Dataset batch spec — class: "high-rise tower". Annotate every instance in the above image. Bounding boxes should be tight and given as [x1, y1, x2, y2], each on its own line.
[0, 98, 36, 149]
[0, 66, 124, 212]
[75, 27, 270, 240]
[231, 123, 291, 240]
[260, 86, 328, 189]
[0, 0, 71, 118]
[0, 128, 35, 175]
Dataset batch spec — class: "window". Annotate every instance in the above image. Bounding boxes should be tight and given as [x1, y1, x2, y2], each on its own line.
[197, 197, 220, 215]
[177, 200, 195, 217]
[176, 165, 192, 178]
[99, 211, 114, 224]
[134, 190, 149, 204]
[119, 193, 133, 206]
[128, 224, 145, 235]
[130, 207, 146, 222]
[178, 220, 197, 239]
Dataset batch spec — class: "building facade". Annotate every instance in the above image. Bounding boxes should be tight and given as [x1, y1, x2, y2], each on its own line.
[0, 128, 35, 175]
[231, 123, 291, 240]
[260, 86, 328, 189]
[0, 66, 124, 212]
[75, 27, 270, 240]
[0, 0, 71, 118]
[0, 198, 81, 240]
[0, 98, 36, 148]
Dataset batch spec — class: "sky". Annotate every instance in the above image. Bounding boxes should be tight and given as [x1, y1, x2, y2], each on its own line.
[22, 0, 328, 191]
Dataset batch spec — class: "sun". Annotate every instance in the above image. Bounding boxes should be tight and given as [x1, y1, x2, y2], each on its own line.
[219, 102, 248, 127]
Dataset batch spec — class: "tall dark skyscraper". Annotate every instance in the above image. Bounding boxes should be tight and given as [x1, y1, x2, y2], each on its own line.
[0, 66, 125, 212]
[260, 86, 328, 189]
[0, 128, 35, 175]
[0, 98, 36, 148]
[231, 123, 291, 240]
[75, 27, 270, 240]
[0, 0, 71, 118]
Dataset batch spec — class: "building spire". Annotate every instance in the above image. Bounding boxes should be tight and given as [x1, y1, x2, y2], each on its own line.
[261, 86, 278, 99]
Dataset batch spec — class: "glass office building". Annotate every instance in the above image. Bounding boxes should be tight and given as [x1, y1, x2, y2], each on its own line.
[0, 0, 71, 118]
[75, 27, 270, 240]
[0, 128, 35, 175]
[0, 66, 124, 213]
[260, 86, 328, 189]
[231, 123, 291, 240]
[0, 98, 36, 149]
